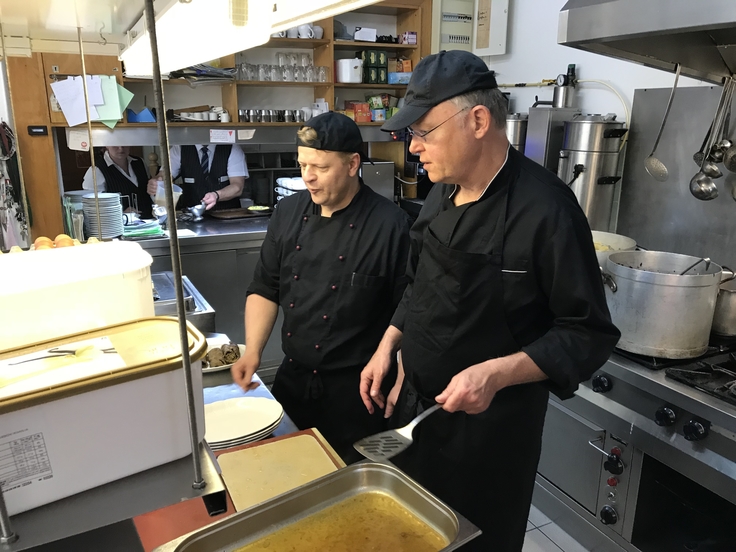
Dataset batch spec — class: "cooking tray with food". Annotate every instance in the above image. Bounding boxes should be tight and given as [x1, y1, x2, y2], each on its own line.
[152, 461, 481, 552]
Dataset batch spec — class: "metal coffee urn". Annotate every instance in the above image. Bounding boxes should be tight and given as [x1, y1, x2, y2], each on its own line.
[506, 113, 528, 154]
[558, 113, 628, 231]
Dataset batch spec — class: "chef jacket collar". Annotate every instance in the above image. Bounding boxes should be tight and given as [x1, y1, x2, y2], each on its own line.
[448, 144, 510, 202]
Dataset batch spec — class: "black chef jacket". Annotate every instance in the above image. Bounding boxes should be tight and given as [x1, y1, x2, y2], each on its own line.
[392, 146, 620, 398]
[248, 181, 411, 370]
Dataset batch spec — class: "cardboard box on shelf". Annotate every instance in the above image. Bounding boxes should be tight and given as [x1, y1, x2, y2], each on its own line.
[345, 101, 371, 123]
[388, 72, 412, 85]
[398, 58, 413, 72]
[387, 107, 400, 119]
[356, 50, 388, 67]
[363, 66, 379, 84]
[371, 108, 386, 122]
[354, 27, 377, 42]
[366, 93, 398, 109]
[400, 31, 417, 45]
[387, 59, 399, 73]
[378, 67, 388, 85]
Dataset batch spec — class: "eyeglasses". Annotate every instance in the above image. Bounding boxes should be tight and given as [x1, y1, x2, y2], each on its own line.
[407, 107, 469, 141]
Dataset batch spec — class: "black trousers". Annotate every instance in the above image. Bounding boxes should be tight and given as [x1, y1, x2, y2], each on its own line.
[271, 358, 395, 463]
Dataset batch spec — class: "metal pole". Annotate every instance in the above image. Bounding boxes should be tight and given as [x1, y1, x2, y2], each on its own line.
[0, 15, 31, 247]
[0, 13, 19, 545]
[143, 0, 205, 489]
[78, 27, 103, 240]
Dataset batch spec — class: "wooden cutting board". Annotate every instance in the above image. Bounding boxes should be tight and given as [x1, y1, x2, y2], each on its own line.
[218, 432, 342, 511]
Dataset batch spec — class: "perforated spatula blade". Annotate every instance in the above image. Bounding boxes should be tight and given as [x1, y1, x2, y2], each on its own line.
[353, 404, 442, 462]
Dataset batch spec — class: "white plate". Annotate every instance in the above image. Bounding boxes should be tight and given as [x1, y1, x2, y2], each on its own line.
[204, 397, 284, 443]
[207, 414, 283, 446]
[201, 343, 246, 374]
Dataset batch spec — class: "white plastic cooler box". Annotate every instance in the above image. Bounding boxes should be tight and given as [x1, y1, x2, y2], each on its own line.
[0, 318, 207, 516]
[0, 241, 155, 351]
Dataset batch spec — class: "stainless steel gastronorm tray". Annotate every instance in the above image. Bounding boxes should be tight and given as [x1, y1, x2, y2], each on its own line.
[153, 461, 481, 551]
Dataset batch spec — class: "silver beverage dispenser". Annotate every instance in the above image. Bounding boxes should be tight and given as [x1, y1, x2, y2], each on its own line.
[505, 113, 528, 154]
[557, 113, 628, 231]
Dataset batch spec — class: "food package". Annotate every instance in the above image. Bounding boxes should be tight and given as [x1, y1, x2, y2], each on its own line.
[371, 109, 386, 122]
[400, 31, 417, 45]
[366, 95, 384, 109]
[222, 343, 240, 364]
[388, 72, 412, 85]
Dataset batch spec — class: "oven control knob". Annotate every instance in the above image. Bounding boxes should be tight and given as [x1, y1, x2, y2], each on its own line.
[655, 406, 677, 427]
[600, 505, 618, 525]
[683, 419, 710, 441]
[604, 453, 624, 475]
[592, 374, 612, 393]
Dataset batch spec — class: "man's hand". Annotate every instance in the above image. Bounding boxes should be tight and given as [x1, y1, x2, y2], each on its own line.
[202, 192, 218, 210]
[359, 351, 393, 414]
[231, 351, 262, 392]
[435, 352, 548, 414]
[147, 177, 161, 196]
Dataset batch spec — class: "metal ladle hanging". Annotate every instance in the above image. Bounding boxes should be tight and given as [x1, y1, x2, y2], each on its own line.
[645, 63, 681, 182]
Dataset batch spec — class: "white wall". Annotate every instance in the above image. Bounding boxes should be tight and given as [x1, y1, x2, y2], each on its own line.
[484, 0, 707, 120]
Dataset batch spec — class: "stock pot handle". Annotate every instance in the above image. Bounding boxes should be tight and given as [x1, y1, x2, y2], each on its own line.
[601, 272, 617, 292]
[721, 265, 736, 284]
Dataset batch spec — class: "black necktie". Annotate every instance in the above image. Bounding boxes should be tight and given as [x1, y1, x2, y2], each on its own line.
[200, 146, 209, 176]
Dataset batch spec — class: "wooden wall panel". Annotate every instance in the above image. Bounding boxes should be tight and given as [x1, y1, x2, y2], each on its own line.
[7, 54, 63, 240]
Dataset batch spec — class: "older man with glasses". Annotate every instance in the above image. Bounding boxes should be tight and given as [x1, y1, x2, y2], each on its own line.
[360, 50, 620, 551]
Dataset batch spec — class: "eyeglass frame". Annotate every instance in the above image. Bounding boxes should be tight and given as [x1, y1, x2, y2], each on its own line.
[406, 107, 469, 141]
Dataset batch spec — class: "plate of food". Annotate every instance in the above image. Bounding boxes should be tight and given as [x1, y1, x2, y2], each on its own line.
[247, 205, 273, 213]
[202, 342, 245, 373]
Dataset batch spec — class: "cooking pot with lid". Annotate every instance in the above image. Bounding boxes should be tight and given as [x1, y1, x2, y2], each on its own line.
[603, 251, 722, 358]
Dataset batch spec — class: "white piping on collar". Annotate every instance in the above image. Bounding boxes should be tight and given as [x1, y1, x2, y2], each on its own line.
[449, 144, 511, 201]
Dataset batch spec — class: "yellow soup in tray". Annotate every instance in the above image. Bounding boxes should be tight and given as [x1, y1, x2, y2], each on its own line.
[235, 491, 448, 552]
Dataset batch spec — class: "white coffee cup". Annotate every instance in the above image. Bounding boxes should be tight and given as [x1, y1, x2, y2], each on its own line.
[193, 112, 204, 120]
[313, 25, 324, 39]
[286, 27, 299, 38]
[271, 31, 286, 38]
[208, 112, 218, 121]
[298, 24, 314, 39]
[220, 112, 231, 123]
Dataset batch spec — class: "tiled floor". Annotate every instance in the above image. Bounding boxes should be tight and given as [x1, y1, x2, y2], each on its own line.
[523, 505, 588, 552]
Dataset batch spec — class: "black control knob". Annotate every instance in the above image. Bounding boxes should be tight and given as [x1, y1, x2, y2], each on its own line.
[655, 406, 677, 427]
[600, 505, 618, 525]
[604, 453, 624, 475]
[592, 374, 613, 393]
[683, 419, 710, 441]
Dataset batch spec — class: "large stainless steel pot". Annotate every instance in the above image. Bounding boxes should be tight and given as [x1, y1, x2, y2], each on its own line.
[506, 113, 528, 153]
[603, 251, 722, 358]
[562, 113, 628, 153]
[712, 275, 736, 336]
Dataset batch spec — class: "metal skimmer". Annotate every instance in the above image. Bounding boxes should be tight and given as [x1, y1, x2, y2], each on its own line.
[353, 404, 442, 462]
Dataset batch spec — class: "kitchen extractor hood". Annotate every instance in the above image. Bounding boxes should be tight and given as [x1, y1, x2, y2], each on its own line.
[558, 0, 736, 83]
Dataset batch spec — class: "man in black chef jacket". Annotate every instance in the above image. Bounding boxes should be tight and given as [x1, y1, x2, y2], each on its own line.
[360, 51, 621, 551]
[232, 112, 411, 462]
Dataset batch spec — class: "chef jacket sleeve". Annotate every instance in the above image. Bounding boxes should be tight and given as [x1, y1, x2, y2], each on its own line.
[390, 185, 443, 331]
[246, 203, 283, 304]
[521, 211, 621, 399]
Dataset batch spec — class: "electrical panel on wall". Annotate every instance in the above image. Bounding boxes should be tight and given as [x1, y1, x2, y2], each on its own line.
[432, 0, 508, 55]
[434, 0, 474, 52]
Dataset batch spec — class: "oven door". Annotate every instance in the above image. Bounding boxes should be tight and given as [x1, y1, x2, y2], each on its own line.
[538, 400, 606, 515]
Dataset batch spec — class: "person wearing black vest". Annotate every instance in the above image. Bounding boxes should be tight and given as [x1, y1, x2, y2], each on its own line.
[81, 146, 154, 219]
[360, 51, 620, 551]
[147, 144, 248, 211]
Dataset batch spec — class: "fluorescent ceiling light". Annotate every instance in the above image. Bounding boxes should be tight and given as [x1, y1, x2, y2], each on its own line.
[271, 0, 383, 32]
[120, 0, 270, 76]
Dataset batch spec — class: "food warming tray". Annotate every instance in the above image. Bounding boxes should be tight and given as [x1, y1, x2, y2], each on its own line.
[0, 318, 207, 516]
[153, 461, 481, 551]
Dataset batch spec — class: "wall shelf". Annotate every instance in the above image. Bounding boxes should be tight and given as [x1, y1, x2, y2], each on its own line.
[263, 38, 331, 49]
[235, 81, 331, 87]
[334, 83, 407, 89]
[333, 41, 417, 51]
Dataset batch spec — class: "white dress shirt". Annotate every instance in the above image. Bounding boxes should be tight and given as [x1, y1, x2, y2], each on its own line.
[82, 151, 147, 191]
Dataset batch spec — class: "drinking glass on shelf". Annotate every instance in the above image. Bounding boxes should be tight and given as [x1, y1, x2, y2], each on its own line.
[283, 65, 294, 82]
[305, 65, 315, 83]
[246, 64, 256, 81]
[294, 66, 306, 82]
[299, 53, 312, 67]
[277, 52, 287, 67]
[317, 66, 328, 82]
[270, 65, 282, 82]
[287, 52, 299, 66]
[258, 63, 270, 81]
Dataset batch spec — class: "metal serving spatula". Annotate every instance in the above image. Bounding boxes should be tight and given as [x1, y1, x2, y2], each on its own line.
[353, 404, 442, 462]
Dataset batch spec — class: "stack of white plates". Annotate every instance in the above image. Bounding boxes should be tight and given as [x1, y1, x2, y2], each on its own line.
[82, 193, 124, 239]
[205, 397, 284, 451]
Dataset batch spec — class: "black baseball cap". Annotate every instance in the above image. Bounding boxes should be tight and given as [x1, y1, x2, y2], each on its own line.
[297, 112, 370, 162]
[381, 50, 498, 132]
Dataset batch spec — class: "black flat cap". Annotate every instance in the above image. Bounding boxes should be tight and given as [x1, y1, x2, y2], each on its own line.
[297, 112, 368, 161]
[382, 50, 497, 132]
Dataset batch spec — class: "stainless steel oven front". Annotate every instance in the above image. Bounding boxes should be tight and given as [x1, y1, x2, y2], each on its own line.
[534, 355, 736, 552]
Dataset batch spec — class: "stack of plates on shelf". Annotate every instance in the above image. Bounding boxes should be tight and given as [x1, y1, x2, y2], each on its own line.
[275, 177, 307, 202]
[82, 193, 124, 239]
[205, 397, 284, 451]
